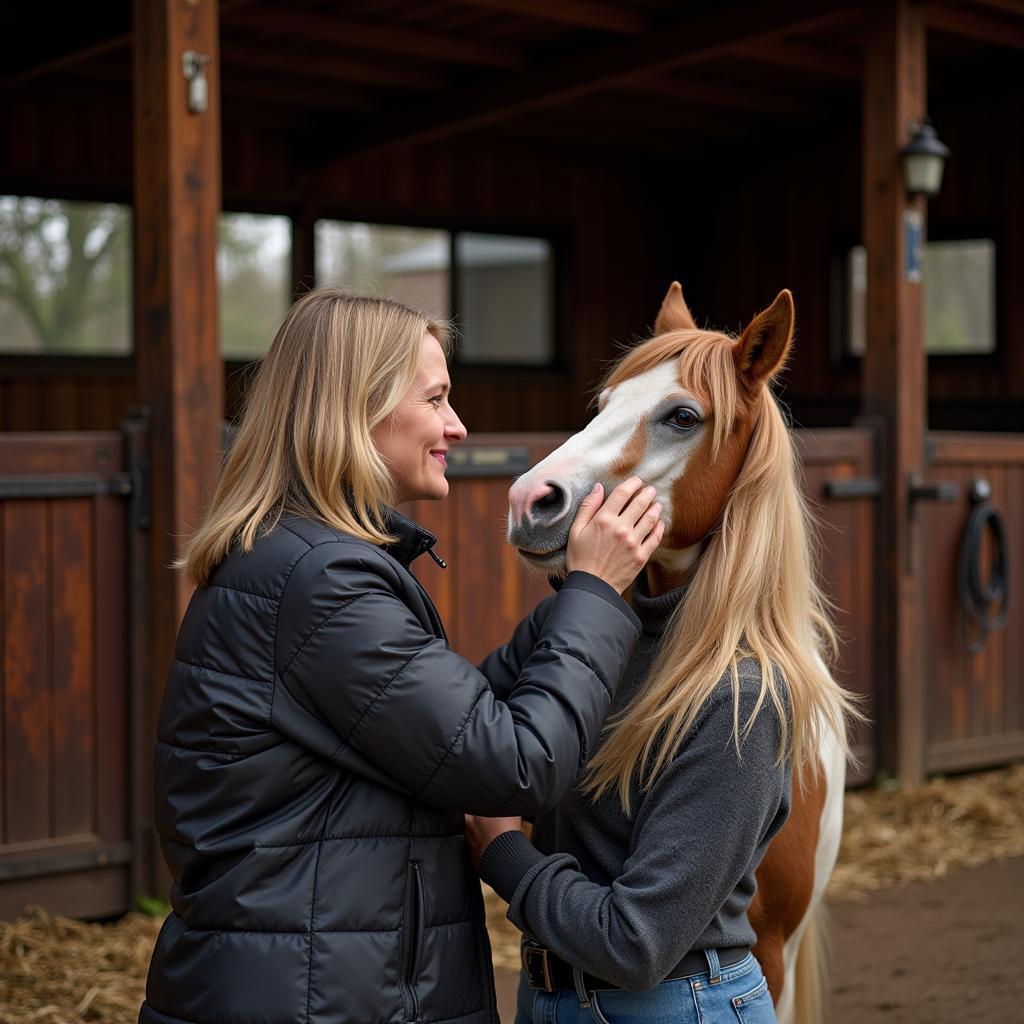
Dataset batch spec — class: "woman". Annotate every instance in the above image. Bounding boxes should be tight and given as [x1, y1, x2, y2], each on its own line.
[139, 289, 665, 1024]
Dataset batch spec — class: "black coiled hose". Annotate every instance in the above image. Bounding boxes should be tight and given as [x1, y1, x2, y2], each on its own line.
[959, 496, 1009, 654]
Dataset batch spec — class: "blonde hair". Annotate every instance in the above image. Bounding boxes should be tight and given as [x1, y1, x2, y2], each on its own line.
[180, 288, 449, 586]
[585, 331, 860, 814]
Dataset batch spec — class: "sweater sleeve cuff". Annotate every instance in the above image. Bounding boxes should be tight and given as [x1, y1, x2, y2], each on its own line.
[560, 571, 641, 633]
[479, 829, 547, 903]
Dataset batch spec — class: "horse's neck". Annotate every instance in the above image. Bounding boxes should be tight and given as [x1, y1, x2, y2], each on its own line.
[645, 542, 704, 597]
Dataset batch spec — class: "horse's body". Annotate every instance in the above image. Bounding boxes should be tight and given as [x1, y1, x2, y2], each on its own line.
[506, 283, 850, 1024]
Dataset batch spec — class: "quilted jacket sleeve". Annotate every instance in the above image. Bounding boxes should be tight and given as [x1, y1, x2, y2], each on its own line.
[276, 542, 640, 816]
[476, 595, 557, 703]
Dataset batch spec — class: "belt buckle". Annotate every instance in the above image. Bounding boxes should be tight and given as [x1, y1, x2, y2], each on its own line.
[522, 941, 553, 991]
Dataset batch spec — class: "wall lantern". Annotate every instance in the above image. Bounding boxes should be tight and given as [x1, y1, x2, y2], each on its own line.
[900, 118, 951, 199]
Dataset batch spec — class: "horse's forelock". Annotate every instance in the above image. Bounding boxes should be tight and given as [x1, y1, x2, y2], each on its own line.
[603, 329, 745, 457]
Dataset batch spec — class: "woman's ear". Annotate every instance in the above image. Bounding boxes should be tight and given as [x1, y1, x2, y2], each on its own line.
[734, 290, 794, 388]
[655, 281, 697, 334]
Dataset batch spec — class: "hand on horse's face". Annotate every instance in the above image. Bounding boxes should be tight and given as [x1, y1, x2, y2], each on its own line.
[566, 477, 665, 594]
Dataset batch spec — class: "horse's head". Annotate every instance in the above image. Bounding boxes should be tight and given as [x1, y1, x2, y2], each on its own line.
[508, 282, 795, 580]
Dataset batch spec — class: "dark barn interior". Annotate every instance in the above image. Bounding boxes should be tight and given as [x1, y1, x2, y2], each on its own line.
[0, 0, 1021, 919]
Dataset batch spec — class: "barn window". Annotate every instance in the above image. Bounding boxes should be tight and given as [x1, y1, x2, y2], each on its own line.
[454, 233, 554, 365]
[219, 212, 293, 360]
[314, 220, 556, 366]
[846, 238, 996, 356]
[315, 221, 451, 319]
[0, 195, 132, 355]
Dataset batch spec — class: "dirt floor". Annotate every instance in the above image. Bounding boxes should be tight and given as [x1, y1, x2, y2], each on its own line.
[2, 765, 1022, 1023]
[493, 855, 1024, 1023]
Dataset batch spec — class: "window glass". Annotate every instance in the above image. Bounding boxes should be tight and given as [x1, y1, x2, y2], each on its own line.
[847, 239, 995, 356]
[315, 221, 450, 318]
[0, 196, 132, 354]
[455, 233, 554, 365]
[923, 239, 995, 354]
[219, 212, 292, 359]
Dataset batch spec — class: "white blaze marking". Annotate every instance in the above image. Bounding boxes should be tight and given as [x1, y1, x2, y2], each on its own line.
[512, 362, 703, 544]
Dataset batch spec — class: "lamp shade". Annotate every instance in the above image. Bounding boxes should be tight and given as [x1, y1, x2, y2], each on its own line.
[900, 120, 951, 199]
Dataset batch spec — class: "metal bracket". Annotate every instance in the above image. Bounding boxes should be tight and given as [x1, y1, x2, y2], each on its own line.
[0, 475, 132, 499]
[908, 475, 958, 503]
[824, 476, 882, 500]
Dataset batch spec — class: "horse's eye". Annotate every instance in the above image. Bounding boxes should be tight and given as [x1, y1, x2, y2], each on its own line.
[668, 407, 700, 430]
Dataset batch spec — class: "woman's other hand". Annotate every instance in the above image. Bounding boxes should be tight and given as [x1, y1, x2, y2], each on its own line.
[567, 477, 664, 594]
[464, 813, 523, 873]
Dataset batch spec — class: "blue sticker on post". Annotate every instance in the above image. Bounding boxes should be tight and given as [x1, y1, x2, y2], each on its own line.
[903, 209, 923, 284]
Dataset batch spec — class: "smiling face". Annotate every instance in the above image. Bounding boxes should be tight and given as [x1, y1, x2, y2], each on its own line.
[372, 331, 467, 504]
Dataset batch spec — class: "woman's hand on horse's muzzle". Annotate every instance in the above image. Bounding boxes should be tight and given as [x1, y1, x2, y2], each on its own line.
[566, 477, 665, 594]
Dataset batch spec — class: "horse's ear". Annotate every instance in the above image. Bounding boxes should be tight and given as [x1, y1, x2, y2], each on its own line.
[655, 281, 697, 334]
[735, 289, 794, 387]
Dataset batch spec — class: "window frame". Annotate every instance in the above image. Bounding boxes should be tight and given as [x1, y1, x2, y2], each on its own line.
[311, 207, 570, 375]
[3, 194, 571, 377]
[0, 184, 136, 372]
[830, 222, 1003, 371]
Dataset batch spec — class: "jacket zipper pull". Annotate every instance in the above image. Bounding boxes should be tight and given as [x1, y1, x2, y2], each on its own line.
[427, 548, 447, 569]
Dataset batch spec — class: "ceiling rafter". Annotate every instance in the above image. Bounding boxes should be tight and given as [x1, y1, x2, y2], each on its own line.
[924, 1, 1024, 47]
[224, 6, 525, 68]
[968, 0, 1024, 15]
[2, 0, 256, 88]
[620, 75, 829, 120]
[315, 0, 857, 163]
[223, 43, 448, 91]
[443, 0, 649, 34]
[724, 38, 861, 79]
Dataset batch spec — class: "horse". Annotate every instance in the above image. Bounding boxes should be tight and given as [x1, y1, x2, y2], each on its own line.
[505, 282, 853, 1024]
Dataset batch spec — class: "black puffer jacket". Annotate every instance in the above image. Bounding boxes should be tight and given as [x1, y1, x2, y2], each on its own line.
[140, 511, 640, 1024]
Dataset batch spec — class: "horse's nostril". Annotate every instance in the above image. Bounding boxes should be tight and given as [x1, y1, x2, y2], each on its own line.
[534, 488, 562, 512]
[528, 480, 571, 525]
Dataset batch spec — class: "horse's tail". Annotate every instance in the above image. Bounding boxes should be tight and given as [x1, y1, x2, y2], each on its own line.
[791, 902, 830, 1024]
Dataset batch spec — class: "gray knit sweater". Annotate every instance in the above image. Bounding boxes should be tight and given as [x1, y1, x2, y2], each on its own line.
[480, 577, 792, 992]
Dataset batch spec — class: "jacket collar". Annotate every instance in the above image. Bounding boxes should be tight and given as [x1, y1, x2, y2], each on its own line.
[382, 507, 444, 569]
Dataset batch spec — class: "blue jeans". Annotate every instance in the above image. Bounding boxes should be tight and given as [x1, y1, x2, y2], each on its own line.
[514, 950, 776, 1024]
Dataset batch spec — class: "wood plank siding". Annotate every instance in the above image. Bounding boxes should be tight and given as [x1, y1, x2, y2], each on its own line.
[0, 432, 134, 920]
[2, 48, 1021, 436]
[924, 432, 1024, 772]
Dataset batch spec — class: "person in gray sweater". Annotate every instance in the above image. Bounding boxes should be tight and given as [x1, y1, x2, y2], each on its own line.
[466, 573, 789, 1024]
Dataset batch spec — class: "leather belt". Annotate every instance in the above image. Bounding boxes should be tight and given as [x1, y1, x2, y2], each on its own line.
[522, 940, 749, 992]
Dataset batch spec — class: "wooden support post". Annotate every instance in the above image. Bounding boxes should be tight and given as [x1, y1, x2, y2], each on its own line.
[861, 0, 928, 784]
[133, 0, 223, 887]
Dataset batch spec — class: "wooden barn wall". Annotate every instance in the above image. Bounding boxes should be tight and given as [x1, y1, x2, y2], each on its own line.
[680, 79, 1024, 432]
[0, 91, 678, 435]
[923, 432, 1024, 772]
[2, 76, 1021, 435]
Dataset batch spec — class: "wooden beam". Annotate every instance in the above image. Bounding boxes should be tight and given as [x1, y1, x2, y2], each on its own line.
[222, 41, 447, 91]
[924, 1, 1024, 46]
[445, 0, 648, 34]
[969, 0, 1024, 15]
[725, 38, 862, 78]
[224, 7, 525, 68]
[621, 74, 829, 120]
[222, 76, 375, 113]
[861, 0, 929, 785]
[4, 0, 255, 87]
[319, 0, 856, 162]
[132, 0, 224, 893]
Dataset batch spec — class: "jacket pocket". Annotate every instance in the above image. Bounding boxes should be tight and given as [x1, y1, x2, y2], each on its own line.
[400, 861, 425, 1024]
